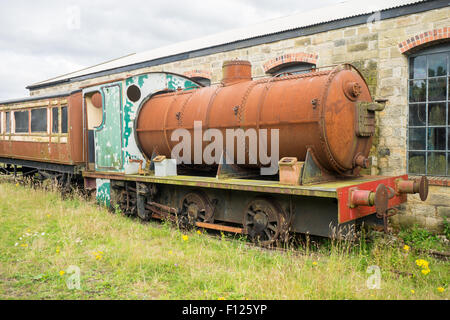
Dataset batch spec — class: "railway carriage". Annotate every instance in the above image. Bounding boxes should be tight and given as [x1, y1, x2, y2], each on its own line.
[0, 91, 84, 184]
[0, 61, 429, 244]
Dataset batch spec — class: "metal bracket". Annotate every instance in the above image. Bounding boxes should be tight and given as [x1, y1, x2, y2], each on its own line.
[216, 151, 259, 179]
[300, 148, 336, 185]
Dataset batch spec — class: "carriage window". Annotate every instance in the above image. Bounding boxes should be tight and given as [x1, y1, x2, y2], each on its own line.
[14, 110, 29, 133]
[61, 106, 68, 134]
[31, 108, 48, 132]
[6, 112, 10, 133]
[408, 44, 449, 176]
[52, 107, 59, 133]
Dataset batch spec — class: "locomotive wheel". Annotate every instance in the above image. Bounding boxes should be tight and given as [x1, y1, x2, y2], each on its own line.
[117, 185, 138, 217]
[244, 198, 287, 247]
[180, 191, 214, 227]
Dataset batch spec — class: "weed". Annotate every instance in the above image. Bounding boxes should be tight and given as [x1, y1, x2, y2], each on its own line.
[399, 224, 446, 251]
[443, 218, 450, 241]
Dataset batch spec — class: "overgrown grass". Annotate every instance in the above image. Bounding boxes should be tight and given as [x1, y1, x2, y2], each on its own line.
[0, 181, 448, 300]
[398, 224, 448, 252]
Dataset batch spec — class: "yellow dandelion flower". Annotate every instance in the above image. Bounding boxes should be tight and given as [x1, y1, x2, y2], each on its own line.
[437, 287, 445, 293]
[46, 214, 51, 218]
[197, 230, 202, 235]
[312, 261, 318, 266]
[56, 247, 60, 253]
[182, 235, 189, 242]
[410, 289, 415, 294]
[421, 268, 430, 275]
[20, 243, 28, 247]
[218, 297, 225, 300]
[415, 259, 429, 269]
[403, 245, 410, 252]
[15, 183, 19, 187]
[168, 250, 173, 255]
[95, 255, 102, 260]
[59, 270, 65, 276]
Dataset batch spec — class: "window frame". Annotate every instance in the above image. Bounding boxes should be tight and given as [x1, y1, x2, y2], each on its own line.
[5, 111, 10, 134]
[30, 107, 48, 133]
[13, 109, 30, 134]
[51, 106, 59, 134]
[61, 105, 68, 134]
[407, 43, 450, 177]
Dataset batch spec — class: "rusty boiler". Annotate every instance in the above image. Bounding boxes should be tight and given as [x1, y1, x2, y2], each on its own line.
[135, 60, 385, 176]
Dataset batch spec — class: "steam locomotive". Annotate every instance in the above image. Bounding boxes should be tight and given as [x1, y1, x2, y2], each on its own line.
[0, 61, 428, 245]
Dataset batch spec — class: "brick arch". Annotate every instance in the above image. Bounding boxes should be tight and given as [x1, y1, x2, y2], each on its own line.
[263, 52, 318, 73]
[183, 70, 212, 79]
[398, 27, 449, 54]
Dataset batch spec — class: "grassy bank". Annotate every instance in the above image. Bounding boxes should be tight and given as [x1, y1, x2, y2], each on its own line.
[0, 181, 448, 300]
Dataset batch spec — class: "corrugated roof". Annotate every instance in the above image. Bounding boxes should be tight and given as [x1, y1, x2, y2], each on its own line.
[30, 0, 426, 88]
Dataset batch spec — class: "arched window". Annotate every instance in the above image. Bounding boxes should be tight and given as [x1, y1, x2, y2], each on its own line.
[267, 62, 316, 77]
[407, 43, 449, 176]
[263, 53, 318, 77]
[183, 70, 212, 87]
[190, 77, 211, 87]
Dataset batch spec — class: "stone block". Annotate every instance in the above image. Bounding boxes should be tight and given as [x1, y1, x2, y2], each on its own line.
[295, 37, 311, 46]
[344, 28, 356, 37]
[425, 217, 444, 233]
[423, 193, 450, 207]
[334, 39, 346, 47]
[407, 203, 436, 218]
[437, 207, 450, 219]
[348, 42, 368, 52]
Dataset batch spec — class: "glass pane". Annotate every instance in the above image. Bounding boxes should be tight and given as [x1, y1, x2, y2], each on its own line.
[31, 108, 47, 132]
[428, 53, 447, 77]
[428, 103, 446, 126]
[14, 110, 29, 133]
[52, 107, 59, 133]
[410, 55, 427, 79]
[61, 106, 68, 134]
[428, 78, 447, 101]
[408, 152, 426, 174]
[409, 104, 426, 126]
[427, 152, 446, 175]
[428, 127, 446, 150]
[6, 112, 10, 133]
[409, 128, 426, 150]
[409, 80, 426, 102]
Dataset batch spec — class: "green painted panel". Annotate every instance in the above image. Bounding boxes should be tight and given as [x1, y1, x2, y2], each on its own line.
[95, 84, 123, 171]
[96, 179, 111, 207]
[166, 74, 199, 91]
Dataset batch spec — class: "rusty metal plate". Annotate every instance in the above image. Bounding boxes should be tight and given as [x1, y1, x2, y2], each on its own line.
[418, 176, 429, 201]
[374, 184, 389, 217]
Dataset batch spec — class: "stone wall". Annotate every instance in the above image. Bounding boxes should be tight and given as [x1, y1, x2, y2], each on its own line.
[29, 6, 450, 233]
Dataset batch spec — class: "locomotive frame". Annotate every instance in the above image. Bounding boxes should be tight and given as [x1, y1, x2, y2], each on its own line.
[0, 62, 429, 244]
